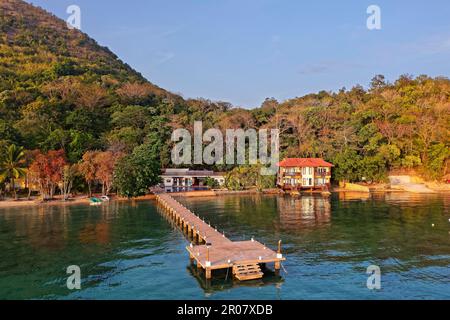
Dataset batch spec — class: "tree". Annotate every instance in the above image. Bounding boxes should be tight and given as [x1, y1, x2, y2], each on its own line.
[114, 143, 161, 197]
[370, 74, 387, 91]
[116, 82, 165, 105]
[204, 177, 219, 189]
[426, 143, 450, 179]
[113, 156, 136, 197]
[0, 144, 27, 199]
[61, 164, 77, 200]
[106, 127, 144, 153]
[225, 164, 275, 191]
[67, 130, 98, 163]
[29, 150, 67, 200]
[94, 151, 122, 195]
[0, 119, 21, 145]
[23, 149, 40, 200]
[111, 105, 150, 129]
[78, 151, 98, 197]
[331, 148, 362, 182]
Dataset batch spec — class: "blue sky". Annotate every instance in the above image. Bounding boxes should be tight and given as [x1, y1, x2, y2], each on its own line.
[27, 0, 450, 108]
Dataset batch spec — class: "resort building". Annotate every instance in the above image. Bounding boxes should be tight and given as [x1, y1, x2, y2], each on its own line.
[277, 158, 333, 190]
[161, 168, 225, 191]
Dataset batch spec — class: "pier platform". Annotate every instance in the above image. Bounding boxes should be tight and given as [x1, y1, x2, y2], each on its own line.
[156, 194, 285, 280]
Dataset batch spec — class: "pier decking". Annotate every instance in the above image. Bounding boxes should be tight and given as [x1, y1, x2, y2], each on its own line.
[156, 194, 285, 280]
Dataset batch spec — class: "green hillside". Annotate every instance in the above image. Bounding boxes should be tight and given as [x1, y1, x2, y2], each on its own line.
[0, 0, 182, 163]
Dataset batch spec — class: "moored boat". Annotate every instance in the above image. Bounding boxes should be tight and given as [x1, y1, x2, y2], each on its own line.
[90, 197, 103, 206]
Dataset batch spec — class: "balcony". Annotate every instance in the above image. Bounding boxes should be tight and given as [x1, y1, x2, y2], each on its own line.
[282, 171, 301, 177]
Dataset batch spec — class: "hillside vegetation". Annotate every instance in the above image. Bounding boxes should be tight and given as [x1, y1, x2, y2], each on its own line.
[178, 75, 449, 182]
[0, 0, 448, 198]
[0, 0, 182, 162]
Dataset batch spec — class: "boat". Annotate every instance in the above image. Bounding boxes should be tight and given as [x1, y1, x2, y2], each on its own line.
[100, 195, 110, 201]
[89, 197, 103, 206]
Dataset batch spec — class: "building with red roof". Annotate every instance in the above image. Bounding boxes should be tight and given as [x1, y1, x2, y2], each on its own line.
[277, 158, 333, 190]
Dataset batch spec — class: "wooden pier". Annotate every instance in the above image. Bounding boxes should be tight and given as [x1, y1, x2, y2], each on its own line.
[156, 194, 285, 281]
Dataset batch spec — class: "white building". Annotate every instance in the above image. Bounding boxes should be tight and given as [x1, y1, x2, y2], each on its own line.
[161, 168, 225, 191]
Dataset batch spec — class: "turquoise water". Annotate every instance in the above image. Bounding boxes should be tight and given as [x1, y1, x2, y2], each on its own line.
[0, 193, 449, 299]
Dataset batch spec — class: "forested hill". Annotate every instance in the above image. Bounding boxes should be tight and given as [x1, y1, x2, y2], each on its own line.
[251, 76, 450, 181]
[0, 0, 185, 163]
[0, 0, 145, 83]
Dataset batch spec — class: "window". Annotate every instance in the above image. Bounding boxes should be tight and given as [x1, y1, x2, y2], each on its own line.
[317, 167, 327, 175]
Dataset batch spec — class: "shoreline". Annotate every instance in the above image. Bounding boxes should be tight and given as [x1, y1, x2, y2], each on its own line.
[0, 196, 92, 208]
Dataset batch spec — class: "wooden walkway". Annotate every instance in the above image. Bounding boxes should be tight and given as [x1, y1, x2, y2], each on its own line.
[156, 194, 285, 280]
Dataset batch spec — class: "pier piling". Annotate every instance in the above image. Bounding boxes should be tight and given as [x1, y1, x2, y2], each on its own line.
[156, 194, 286, 281]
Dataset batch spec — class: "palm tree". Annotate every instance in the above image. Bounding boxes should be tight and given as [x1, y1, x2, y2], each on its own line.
[0, 144, 27, 200]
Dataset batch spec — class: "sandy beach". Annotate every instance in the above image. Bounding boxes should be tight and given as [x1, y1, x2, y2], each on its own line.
[0, 184, 448, 209]
[0, 195, 93, 208]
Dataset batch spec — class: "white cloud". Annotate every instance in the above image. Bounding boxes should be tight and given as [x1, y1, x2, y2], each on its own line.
[298, 61, 363, 75]
[154, 51, 175, 66]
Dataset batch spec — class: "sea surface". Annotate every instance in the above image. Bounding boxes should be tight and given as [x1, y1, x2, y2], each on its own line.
[0, 192, 449, 299]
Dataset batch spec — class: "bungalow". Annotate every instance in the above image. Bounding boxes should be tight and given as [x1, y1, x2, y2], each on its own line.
[277, 158, 333, 190]
[161, 168, 225, 191]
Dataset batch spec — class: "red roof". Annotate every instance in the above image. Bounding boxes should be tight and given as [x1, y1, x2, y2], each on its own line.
[277, 158, 333, 167]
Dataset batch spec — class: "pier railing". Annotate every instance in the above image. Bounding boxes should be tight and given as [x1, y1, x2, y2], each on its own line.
[156, 193, 285, 280]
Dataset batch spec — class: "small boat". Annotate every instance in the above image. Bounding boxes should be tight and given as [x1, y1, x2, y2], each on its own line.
[100, 195, 110, 202]
[89, 197, 103, 206]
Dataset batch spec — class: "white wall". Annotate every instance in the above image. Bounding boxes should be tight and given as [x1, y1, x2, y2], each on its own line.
[302, 167, 314, 186]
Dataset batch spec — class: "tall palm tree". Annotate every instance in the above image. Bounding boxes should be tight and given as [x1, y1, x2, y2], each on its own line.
[0, 144, 27, 200]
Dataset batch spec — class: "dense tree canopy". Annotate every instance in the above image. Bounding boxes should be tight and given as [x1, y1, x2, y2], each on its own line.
[0, 0, 448, 200]
[114, 140, 161, 197]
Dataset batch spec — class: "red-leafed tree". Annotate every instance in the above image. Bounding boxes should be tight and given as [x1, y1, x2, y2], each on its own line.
[94, 151, 123, 195]
[29, 150, 67, 200]
[79, 150, 123, 196]
[78, 151, 98, 197]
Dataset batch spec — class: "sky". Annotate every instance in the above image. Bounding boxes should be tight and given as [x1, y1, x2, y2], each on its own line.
[26, 0, 450, 108]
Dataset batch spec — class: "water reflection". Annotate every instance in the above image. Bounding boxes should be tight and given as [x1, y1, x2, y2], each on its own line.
[187, 264, 284, 294]
[180, 192, 450, 298]
[384, 191, 444, 204]
[79, 222, 110, 244]
[277, 195, 331, 230]
[0, 192, 449, 299]
[338, 192, 371, 201]
[0, 202, 124, 250]
[0, 201, 180, 299]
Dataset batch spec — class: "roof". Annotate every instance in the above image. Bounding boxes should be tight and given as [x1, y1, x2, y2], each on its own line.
[277, 158, 333, 167]
[161, 168, 225, 177]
